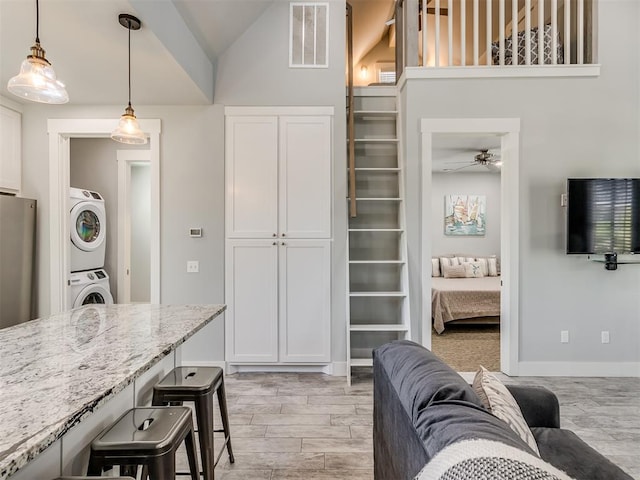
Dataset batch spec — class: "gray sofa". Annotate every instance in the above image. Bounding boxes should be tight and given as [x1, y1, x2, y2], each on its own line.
[373, 340, 632, 480]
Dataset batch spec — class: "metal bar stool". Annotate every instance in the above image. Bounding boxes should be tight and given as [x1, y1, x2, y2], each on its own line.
[152, 367, 234, 480]
[56, 477, 134, 479]
[86, 406, 198, 480]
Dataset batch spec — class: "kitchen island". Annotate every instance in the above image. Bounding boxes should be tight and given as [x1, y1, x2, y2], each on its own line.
[0, 303, 225, 480]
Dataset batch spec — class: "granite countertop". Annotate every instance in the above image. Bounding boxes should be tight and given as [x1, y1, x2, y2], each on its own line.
[0, 303, 225, 480]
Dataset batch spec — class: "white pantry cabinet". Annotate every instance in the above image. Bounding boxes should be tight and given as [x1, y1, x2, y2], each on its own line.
[225, 239, 331, 364]
[225, 113, 331, 239]
[224, 107, 333, 367]
[0, 105, 21, 193]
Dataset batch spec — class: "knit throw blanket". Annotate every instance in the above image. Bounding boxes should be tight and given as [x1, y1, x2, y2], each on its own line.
[415, 440, 576, 480]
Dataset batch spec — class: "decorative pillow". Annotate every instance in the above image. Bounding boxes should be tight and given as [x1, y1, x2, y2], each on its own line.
[473, 367, 540, 456]
[464, 262, 484, 278]
[457, 256, 476, 265]
[440, 256, 460, 272]
[487, 258, 498, 277]
[432, 258, 441, 277]
[443, 264, 466, 278]
[475, 258, 489, 276]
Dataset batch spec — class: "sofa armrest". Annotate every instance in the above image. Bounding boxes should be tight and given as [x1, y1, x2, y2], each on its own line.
[506, 385, 560, 428]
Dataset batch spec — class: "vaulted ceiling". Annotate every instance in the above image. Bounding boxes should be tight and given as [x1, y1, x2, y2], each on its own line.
[1, 0, 396, 106]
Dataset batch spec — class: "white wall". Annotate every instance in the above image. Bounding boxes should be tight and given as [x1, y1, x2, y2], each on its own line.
[431, 172, 501, 257]
[131, 164, 151, 302]
[401, 0, 640, 368]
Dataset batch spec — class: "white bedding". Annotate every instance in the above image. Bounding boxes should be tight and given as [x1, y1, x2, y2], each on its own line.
[431, 276, 501, 334]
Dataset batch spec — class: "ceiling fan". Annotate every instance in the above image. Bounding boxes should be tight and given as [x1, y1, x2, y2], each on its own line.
[443, 149, 502, 173]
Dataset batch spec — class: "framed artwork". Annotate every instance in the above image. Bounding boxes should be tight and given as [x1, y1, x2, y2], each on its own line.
[445, 194, 486, 236]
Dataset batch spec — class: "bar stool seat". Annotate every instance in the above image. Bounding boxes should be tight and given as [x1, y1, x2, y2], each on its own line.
[153, 367, 234, 480]
[87, 406, 198, 480]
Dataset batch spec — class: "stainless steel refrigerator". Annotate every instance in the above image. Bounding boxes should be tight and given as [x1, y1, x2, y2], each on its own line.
[0, 195, 37, 329]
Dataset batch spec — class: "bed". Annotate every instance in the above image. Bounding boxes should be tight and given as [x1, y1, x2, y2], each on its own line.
[431, 276, 501, 334]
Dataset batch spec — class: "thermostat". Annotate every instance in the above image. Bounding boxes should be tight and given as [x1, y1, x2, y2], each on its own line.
[189, 228, 202, 238]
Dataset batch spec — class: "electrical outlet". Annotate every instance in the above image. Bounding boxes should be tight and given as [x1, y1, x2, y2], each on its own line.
[187, 260, 199, 273]
[601, 331, 610, 344]
[560, 330, 569, 343]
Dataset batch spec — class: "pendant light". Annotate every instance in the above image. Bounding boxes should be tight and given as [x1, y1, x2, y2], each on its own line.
[7, 0, 69, 104]
[111, 14, 147, 145]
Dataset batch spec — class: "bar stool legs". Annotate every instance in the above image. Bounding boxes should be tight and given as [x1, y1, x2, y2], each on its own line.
[153, 366, 235, 480]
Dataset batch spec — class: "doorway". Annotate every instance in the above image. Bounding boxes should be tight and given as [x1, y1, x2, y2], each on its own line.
[47, 119, 161, 314]
[429, 133, 502, 371]
[420, 118, 520, 375]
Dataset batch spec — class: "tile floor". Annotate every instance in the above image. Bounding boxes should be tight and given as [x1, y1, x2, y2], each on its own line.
[177, 370, 640, 479]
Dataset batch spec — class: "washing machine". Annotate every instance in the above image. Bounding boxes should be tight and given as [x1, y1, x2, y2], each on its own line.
[68, 269, 114, 309]
[70, 187, 107, 272]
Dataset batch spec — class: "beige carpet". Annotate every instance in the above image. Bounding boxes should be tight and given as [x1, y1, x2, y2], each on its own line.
[430, 324, 500, 372]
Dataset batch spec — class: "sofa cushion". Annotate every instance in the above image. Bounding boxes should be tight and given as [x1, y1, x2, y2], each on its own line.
[532, 428, 634, 480]
[473, 366, 540, 455]
[374, 341, 537, 458]
[374, 340, 484, 424]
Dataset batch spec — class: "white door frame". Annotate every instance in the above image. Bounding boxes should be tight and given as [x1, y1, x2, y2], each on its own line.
[420, 118, 520, 375]
[117, 150, 152, 304]
[47, 118, 161, 314]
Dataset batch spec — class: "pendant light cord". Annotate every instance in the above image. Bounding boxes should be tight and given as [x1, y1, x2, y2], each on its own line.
[35, 0, 40, 43]
[128, 20, 132, 107]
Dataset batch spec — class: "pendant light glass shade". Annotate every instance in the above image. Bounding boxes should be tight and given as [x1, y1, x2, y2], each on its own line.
[7, 0, 69, 104]
[111, 103, 146, 144]
[112, 14, 147, 145]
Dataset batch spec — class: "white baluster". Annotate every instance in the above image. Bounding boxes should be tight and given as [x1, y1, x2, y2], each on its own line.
[538, 0, 544, 65]
[578, 0, 584, 64]
[448, 0, 453, 66]
[525, 0, 531, 65]
[461, 0, 466, 66]
[499, 0, 505, 65]
[564, 0, 570, 64]
[486, 0, 492, 65]
[551, 0, 557, 64]
[423, 0, 428, 66]
[473, 0, 479, 65]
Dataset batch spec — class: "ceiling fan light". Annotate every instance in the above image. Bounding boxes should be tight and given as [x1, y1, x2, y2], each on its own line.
[7, 44, 69, 104]
[111, 104, 147, 145]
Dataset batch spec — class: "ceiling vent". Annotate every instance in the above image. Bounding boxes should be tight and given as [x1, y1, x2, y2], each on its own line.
[290, 2, 329, 68]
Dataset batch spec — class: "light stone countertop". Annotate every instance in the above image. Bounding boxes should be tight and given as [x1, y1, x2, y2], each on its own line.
[0, 303, 225, 480]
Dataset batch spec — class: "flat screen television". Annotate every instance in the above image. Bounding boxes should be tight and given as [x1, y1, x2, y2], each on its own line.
[566, 178, 640, 254]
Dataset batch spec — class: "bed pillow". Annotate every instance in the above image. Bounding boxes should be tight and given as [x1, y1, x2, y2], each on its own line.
[431, 258, 441, 277]
[440, 256, 460, 272]
[475, 257, 489, 276]
[473, 366, 540, 456]
[464, 262, 485, 278]
[487, 257, 498, 276]
[443, 264, 466, 278]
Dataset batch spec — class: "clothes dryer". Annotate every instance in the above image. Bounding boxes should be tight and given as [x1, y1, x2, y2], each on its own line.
[70, 187, 107, 272]
[68, 269, 114, 309]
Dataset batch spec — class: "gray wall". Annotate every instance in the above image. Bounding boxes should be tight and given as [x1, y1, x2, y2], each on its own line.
[431, 172, 501, 257]
[215, 0, 348, 365]
[401, 0, 640, 364]
[21, 104, 226, 361]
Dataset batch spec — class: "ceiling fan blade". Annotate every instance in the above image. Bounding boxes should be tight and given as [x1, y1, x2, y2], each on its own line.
[444, 163, 477, 173]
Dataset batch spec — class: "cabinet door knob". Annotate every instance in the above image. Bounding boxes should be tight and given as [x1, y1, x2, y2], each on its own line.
[281, 242, 286, 246]
[281, 233, 286, 237]
[273, 233, 277, 237]
[272, 242, 277, 246]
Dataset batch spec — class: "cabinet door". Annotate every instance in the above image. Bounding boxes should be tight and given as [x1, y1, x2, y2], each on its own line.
[0, 105, 21, 193]
[226, 116, 278, 238]
[225, 240, 279, 362]
[279, 239, 331, 363]
[279, 116, 331, 238]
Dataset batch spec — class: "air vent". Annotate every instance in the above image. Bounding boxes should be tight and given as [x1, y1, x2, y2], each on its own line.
[290, 2, 329, 68]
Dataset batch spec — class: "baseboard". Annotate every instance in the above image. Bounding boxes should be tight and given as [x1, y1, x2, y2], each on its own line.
[517, 361, 640, 377]
[219, 362, 347, 376]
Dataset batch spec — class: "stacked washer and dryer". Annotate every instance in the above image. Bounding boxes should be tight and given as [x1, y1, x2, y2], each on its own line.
[68, 188, 114, 308]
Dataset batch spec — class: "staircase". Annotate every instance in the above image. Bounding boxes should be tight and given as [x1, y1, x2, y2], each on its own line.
[346, 87, 411, 384]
